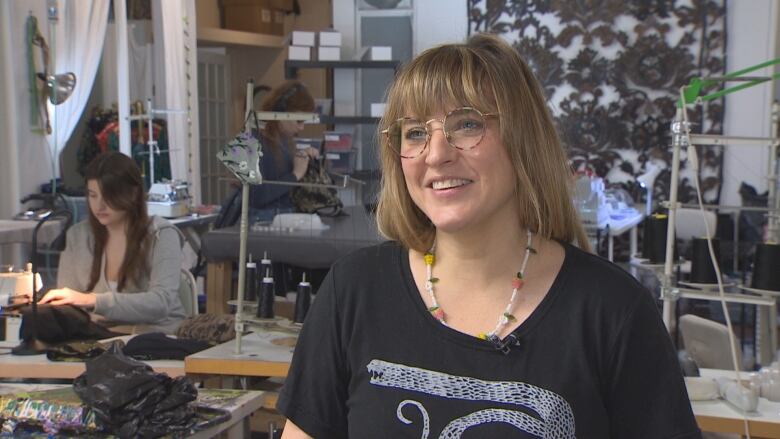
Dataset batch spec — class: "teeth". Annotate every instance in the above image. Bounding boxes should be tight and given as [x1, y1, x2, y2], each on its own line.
[431, 179, 471, 190]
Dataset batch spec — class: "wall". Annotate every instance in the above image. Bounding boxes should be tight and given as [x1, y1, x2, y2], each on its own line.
[0, 1, 59, 220]
[1, 1, 776, 219]
[331, 0, 468, 169]
[721, 0, 779, 207]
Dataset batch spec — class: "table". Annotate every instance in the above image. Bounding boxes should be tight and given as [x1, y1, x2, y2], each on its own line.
[0, 341, 185, 379]
[202, 205, 382, 314]
[0, 219, 65, 271]
[0, 383, 264, 438]
[583, 210, 645, 261]
[169, 213, 218, 256]
[0, 219, 63, 247]
[185, 328, 294, 378]
[691, 368, 780, 438]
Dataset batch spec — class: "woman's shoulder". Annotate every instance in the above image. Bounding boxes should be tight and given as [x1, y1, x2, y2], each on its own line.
[558, 242, 652, 309]
[67, 220, 93, 240]
[331, 241, 402, 274]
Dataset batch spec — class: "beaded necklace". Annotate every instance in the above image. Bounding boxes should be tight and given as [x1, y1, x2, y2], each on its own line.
[424, 230, 536, 342]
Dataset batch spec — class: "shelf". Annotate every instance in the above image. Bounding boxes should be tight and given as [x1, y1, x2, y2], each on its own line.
[285, 60, 400, 78]
[318, 116, 380, 125]
[197, 27, 285, 48]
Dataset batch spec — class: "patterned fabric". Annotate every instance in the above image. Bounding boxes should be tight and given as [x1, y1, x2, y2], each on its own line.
[217, 128, 263, 185]
[175, 313, 236, 344]
[468, 0, 727, 204]
[291, 159, 344, 217]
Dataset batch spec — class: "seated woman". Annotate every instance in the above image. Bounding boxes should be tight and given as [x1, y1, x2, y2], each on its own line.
[249, 80, 320, 223]
[39, 152, 186, 334]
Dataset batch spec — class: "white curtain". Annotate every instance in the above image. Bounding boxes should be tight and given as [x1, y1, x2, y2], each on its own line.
[157, 0, 201, 204]
[46, 0, 110, 178]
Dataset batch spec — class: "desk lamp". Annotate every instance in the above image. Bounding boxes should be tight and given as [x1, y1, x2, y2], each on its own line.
[637, 162, 662, 216]
[11, 209, 72, 355]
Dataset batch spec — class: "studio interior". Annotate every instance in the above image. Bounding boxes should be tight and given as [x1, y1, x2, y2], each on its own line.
[0, 0, 779, 438]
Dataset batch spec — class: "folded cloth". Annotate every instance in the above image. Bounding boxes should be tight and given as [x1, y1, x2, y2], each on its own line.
[122, 332, 211, 360]
[18, 304, 118, 344]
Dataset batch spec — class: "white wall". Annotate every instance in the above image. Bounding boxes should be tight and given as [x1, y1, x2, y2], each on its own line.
[413, 0, 468, 54]
[721, 0, 779, 207]
[0, 1, 58, 219]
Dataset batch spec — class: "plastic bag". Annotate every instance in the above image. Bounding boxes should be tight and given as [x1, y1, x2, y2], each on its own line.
[73, 342, 198, 438]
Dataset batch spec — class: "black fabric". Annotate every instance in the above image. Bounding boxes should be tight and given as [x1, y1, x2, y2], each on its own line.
[250, 135, 298, 212]
[214, 186, 243, 229]
[122, 332, 211, 360]
[73, 342, 199, 438]
[18, 304, 118, 343]
[277, 242, 701, 439]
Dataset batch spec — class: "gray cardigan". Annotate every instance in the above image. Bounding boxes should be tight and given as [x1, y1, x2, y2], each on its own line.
[56, 216, 186, 334]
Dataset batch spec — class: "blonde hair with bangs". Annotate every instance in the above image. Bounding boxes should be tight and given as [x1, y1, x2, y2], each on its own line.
[376, 33, 589, 253]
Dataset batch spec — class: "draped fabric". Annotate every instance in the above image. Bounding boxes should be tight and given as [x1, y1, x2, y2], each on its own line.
[468, 0, 727, 205]
[47, 1, 110, 178]
[156, 0, 201, 204]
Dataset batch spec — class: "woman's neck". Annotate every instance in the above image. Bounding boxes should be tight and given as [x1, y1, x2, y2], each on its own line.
[433, 223, 531, 289]
[105, 220, 127, 237]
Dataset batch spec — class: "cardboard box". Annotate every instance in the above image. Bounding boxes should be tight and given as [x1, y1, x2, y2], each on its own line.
[270, 0, 294, 11]
[363, 46, 392, 61]
[319, 30, 342, 47]
[288, 45, 311, 61]
[223, 0, 273, 34]
[272, 10, 285, 36]
[317, 46, 340, 61]
[370, 103, 386, 117]
[291, 31, 316, 47]
[325, 149, 357, 174]
[324, 131, 354, 152]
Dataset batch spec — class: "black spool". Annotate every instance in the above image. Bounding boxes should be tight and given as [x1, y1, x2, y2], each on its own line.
[245, 261, 257, 301]
[258, 272, 275, 318]
[689, 237, 720, 284]
[293, 275, 312, 324]
[645, 214, 669, 263]
[751, 242, 780, 291]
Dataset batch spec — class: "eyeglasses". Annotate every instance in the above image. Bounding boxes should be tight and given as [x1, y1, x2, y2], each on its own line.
[382, 107, 499, 159]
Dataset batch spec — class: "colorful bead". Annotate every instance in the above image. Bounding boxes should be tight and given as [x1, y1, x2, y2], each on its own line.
[425, 230, 534, 341]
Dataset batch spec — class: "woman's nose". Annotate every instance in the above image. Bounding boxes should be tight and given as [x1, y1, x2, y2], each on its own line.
[424, 124, 455, 165]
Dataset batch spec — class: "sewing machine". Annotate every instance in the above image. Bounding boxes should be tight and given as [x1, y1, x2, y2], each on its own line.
[0, 264, 39, 342]
[147, 181, 190, 218]
[574, 174, 609, 225]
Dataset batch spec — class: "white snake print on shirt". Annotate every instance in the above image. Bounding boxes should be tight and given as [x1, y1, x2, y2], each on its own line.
[367, 359, 575, 438]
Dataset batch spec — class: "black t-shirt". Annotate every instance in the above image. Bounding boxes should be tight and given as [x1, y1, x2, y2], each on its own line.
[278, 241, 701, 439]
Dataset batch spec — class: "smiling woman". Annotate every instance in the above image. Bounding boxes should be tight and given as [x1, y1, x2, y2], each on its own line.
[277, 34, 701, 439]
[41, 152, 186, 334]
